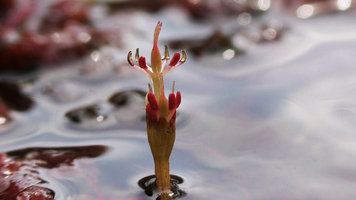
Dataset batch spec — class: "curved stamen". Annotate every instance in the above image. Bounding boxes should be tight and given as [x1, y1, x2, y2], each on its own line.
[163, 50, 187, 75]
[161, 45, 170, 72]
[163, 45, 170, 60]
[148, 83, 153, 93]
[180, 50, 187, 63]
[127, 51, 134, 66]
[135, 48, 140, 62]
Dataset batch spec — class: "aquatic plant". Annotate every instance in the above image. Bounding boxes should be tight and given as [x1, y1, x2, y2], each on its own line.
[127, 21, 186, 197]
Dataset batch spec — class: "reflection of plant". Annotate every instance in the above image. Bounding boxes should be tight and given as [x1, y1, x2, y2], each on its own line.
[128, 21, 186, 197]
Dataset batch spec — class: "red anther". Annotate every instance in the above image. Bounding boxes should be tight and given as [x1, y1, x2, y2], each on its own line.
[139, 56, 147, 69]
[147, 93, 159, 110]
[169, 53, 180, 66]
[175, 91, 181, 108]
[168, 93, 176, 110]
[146, 104, 158, 122]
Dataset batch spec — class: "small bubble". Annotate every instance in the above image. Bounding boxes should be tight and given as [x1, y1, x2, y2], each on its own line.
[337, 0, 352, 11]
[222, 49, 235, 60]
[96, 115, 105, 122]
[297, 4, 315, 19]
[237, 12, 252, 26]
[257, 0, 271, 11]
[262, 28, 277, 41]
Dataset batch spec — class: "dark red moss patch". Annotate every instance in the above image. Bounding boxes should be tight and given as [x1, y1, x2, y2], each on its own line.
[1, 145, 107, 200]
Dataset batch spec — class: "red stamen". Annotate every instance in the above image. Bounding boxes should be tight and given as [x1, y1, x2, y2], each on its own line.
[146, 104, 158, 122]
[175, 91, 181, 108]
[147, 93, 159, 110]
[139, 57, 147, 69]
[169, 53, 180, 66]
[168, 93, 176, 110]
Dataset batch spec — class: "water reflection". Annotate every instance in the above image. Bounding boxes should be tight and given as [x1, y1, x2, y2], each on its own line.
[1, 1, 356, 199]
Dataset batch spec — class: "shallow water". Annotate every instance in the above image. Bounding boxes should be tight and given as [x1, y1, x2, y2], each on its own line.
[1, 4, 356, 200]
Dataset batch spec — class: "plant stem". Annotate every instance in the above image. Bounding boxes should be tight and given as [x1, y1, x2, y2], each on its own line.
[147, 118, 176, 196]
[154, 159, 171, 192]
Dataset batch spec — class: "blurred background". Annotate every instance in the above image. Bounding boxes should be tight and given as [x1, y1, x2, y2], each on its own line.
[1, 0, 356, 199]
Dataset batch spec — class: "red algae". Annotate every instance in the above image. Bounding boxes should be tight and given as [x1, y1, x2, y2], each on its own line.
[108, 0, 262, 20]
[41, 0, 90, 31]
[0, 0, 114, 72]
[0, 146, 107, 200]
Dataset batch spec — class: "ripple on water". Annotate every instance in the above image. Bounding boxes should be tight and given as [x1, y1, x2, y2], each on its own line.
[0, 119, 39, 146]
[138, 175, 186, 199]
[42, 80, 89, 104]
[59, 88, 189, 137]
